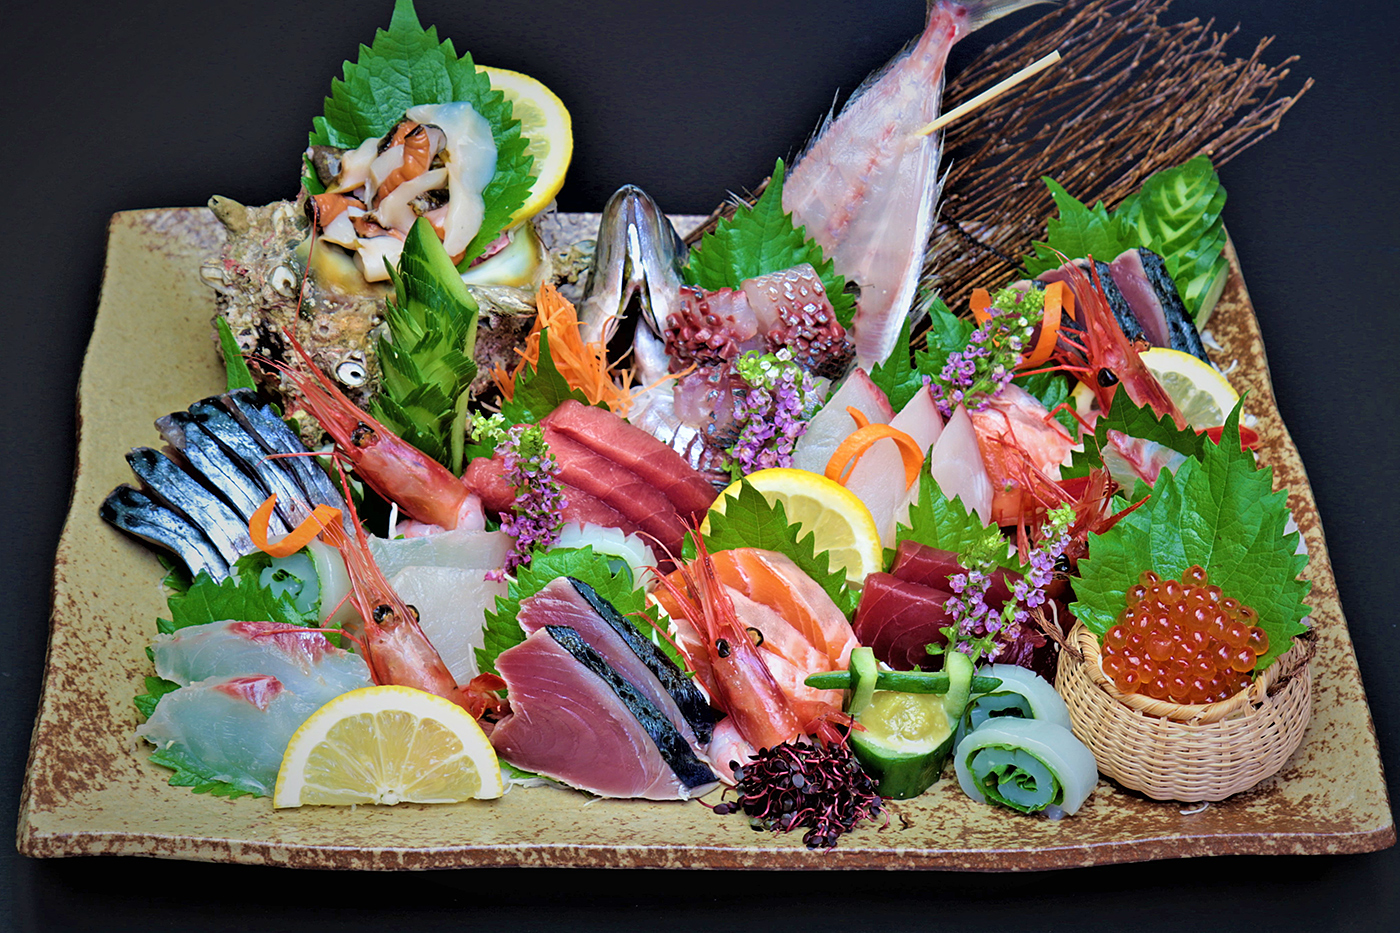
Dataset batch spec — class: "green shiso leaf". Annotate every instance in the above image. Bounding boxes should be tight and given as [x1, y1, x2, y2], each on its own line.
[911, 297, 972, 383]
[147, 746, 261, 800]
[684, 158, 856, 329]
[306, 0, 534, 265]
[694, 480, 857, 617]
[477, 546, 680, 677]
[1062, 390, 1209, 480]
[869, 316, 923, 413]
[1070, 411, 1310, 673]
[498, 330, 592, 426]
[215, 317, 257, 392]
[369, 218, 480, 474]
[1023, 179, 1137, 278]
[891, 467, 1025, 575]
[1116, 155, 1228, 319]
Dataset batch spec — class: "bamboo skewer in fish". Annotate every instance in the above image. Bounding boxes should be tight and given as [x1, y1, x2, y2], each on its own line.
[914, 50, 1064, 137]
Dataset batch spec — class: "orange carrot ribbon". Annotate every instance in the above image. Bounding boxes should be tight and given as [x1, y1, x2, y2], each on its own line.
[249, 494, 344, 558]
[825, 407, 926, 490]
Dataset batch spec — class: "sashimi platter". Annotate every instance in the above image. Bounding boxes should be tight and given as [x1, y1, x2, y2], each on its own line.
[18, 0, 1395, 868]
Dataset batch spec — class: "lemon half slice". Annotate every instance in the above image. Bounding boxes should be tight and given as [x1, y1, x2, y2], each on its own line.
[482, 66, 573, 225]
[707, 468, 883, 586]
[273, 686, 503, 808]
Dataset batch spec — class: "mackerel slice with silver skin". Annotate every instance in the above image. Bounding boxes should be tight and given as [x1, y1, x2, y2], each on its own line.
[782, 0, 1044, 371]
[100, 485, 231, 580]
[124, 447, 253, 566]
[188, 399, 314, 528]
[159, 412, 290, 537]
[220, 389, 346, 517]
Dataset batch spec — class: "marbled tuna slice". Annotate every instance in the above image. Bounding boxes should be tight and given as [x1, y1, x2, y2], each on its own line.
[491, 627, 717, 800]
[151, 620, 373, 707]
[518, 577, 717, 744]
[135, 675, 324, 797]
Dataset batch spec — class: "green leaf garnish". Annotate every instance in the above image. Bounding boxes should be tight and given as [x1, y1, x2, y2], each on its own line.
[215, 317, 257, 392]
[1062, 390, 1209, 480]
[1023, 179, 1137, 278]
[1070, 412, 1310, 673]
[369, 218, 480, 474]
[694, 480, 857, 617]
[306, 0, 534, 266]
[891, 468, 1025, 575]
[477, 546, 679, 678]
[911, 297, 973, 383]
[498, 330, 592, 426]
[1116, 155, 1228, 318]
[869, 316, 923, 413]
[684, 158, 856, 329]
[147, 746, 260, 800]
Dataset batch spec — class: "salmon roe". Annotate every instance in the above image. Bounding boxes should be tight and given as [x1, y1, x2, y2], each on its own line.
[1099, 566, 1267, 705]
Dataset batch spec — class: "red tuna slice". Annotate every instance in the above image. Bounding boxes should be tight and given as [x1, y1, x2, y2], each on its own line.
[708, 548, 858, 667]
[517, 577, 716, 745]
[491, 627, 717, 799]
[543, 400, 717, 523]
[889, 540, 1021, 606]
[463, 455, 637, 533]
[852, 572, 954, 670]
[543, 429, 688, 556]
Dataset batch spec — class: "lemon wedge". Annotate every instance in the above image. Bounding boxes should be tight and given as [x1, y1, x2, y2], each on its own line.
[707, 468, 883, 586]
[273, 685, 503, 808]
[482, 66, 573, 225]
[1071, 348, 1239, 429]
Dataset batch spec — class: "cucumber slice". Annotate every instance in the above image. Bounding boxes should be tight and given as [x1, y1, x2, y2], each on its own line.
[847, 647, 878, 718]
[850, 691, 955, 799]
[941, 649, 975, 723]
[805, 670, 1003, 694]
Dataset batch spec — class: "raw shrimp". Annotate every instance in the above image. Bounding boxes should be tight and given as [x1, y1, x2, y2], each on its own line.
[651, 538, 801, 752]
[273, 331, 481, 531]
[968, 383, 1075, 528]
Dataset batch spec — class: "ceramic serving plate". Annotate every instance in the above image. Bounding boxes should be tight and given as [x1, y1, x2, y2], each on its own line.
[16, 207, 1395, 869]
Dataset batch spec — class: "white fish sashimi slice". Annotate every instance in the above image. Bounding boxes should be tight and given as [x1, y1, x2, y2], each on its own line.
[389, 565, 507, 685]
[846, 384, 947, 546]
[928, 405, 993, 524]
[791, 368, 893, 474]
[151, 620, 373, 707]
[135, 675, 323, 797]
[369, 528, 512, 579]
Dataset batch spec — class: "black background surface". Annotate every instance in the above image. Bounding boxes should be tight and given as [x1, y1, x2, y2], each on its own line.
[2, 1, 1396, 930]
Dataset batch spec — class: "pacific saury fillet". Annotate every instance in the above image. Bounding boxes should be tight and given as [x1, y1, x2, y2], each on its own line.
[491, 627, 718, 800]
[517, 577, 717, 744]
[782, 1, 1038, 370]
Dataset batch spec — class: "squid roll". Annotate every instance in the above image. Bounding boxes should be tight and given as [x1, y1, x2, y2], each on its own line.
[955, 663, 1071, 746]
[954, 718, 1098, 817]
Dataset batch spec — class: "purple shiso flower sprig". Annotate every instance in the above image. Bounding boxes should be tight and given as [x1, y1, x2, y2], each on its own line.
[728, 349, 822, 478]
[929, 288, 1042, 419]
[495, 422, 567, 576]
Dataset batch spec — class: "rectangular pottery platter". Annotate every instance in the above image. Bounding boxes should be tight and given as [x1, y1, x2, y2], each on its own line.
[16, 207, 1395, 870]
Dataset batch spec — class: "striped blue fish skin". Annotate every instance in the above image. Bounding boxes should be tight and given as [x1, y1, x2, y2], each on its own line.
[188, 400, 312, 528]
[222, 389, 346, 516]
[125, 447, 253, 566]
[100, 485, 231, 580]
[159, 411, 288, 536]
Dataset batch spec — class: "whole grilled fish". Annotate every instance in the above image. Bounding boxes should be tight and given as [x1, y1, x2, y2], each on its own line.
[783, 0, 1045, 370]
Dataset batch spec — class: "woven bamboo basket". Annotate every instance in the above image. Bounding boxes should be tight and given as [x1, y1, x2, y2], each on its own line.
[1055, 621, 1314, 802]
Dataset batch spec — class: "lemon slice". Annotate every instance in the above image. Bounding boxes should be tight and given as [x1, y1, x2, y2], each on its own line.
[1070, 348, 1239, 429]
[1139, 347, 1240, 428]
[273, 685, 503, 808]
[481, 66, 573, 224]
[707, 468, 883, 585]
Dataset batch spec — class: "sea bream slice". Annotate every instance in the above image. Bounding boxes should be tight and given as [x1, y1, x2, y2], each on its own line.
[490, 626, 718, 800]
[782, 0, 1041, 370]
[517, 577, 718, 745]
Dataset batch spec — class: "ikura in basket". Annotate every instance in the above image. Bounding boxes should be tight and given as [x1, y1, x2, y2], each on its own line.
[1058, 409, 1314, 801]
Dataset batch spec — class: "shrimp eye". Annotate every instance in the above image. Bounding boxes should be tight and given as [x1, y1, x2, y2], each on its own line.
[1096, 368, 1120, 388]
[746, 626, 765, 647]
[716, 638, 731, 658]
[404, 603, 421, 621]
[352, 422, 378, 447]
[1054, 553, 1072, 574]
[372, 604, 394, 624]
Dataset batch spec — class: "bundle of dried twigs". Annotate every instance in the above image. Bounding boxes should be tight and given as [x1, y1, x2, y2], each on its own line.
[690, 0, 1311, 312]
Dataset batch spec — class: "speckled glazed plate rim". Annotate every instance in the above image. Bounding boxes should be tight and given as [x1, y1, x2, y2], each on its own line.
[16, 207, 1395, 870]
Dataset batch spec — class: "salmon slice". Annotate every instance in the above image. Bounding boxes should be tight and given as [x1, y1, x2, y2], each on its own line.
[709, 549, 858, 666]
